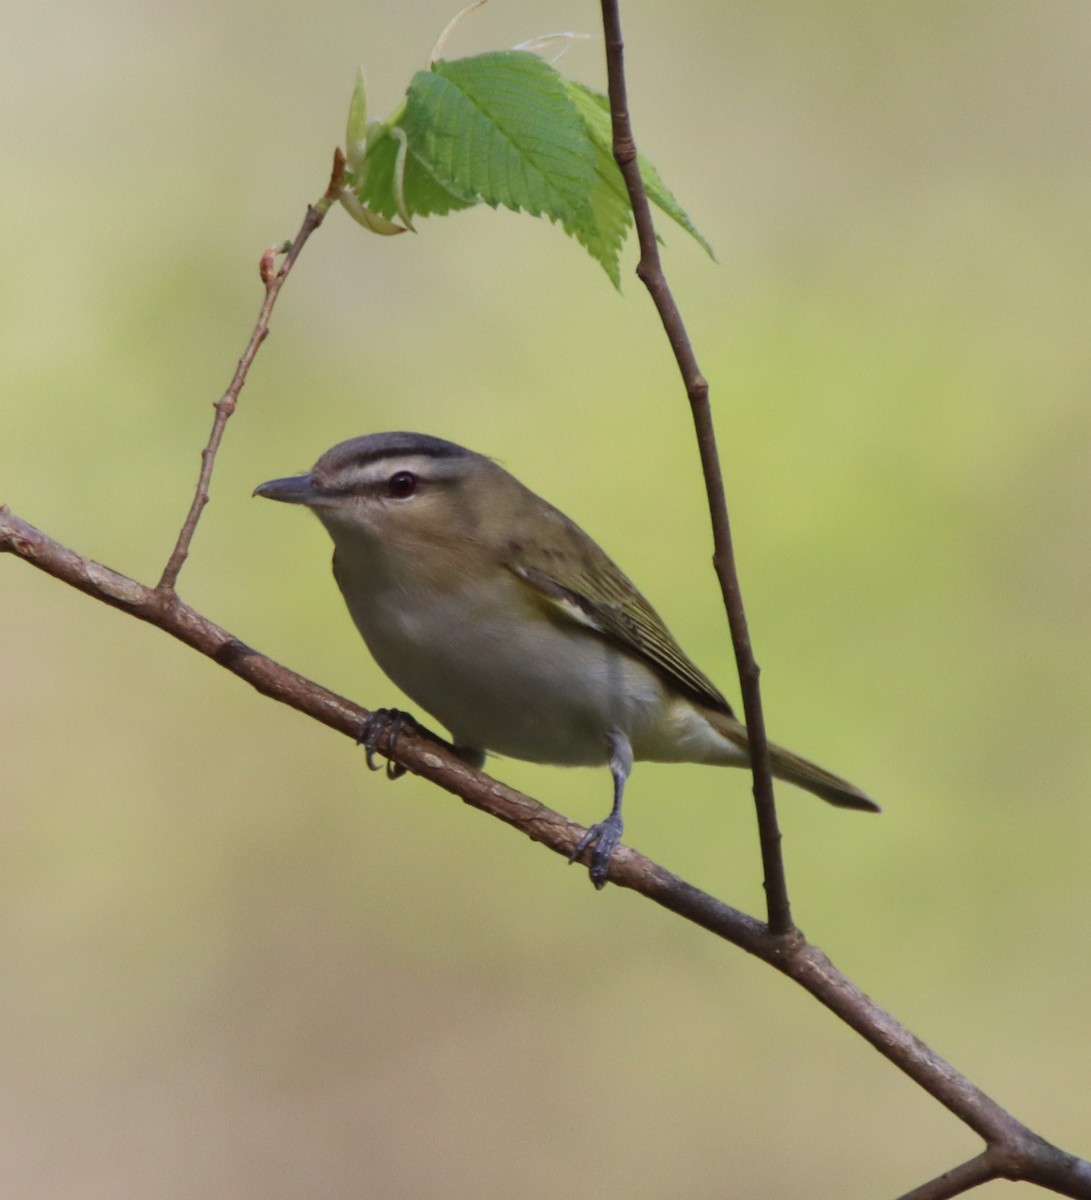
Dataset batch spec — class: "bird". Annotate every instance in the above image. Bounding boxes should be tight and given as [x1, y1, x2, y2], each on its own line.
[255, 431, 878, 887]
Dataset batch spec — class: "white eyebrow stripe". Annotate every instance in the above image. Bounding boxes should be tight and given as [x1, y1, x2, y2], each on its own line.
[324, 453, 464, 491]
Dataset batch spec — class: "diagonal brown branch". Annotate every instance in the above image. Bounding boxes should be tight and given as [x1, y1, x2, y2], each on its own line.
[3, 506, 1089, 1198]
[597, 0, 791, 937]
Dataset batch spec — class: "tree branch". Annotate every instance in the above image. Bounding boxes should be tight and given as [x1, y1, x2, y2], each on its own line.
[595, 4, 1091, 1194]
[896, 1154, 996, 1200]
[4, 21, 1087, 1194]
[3, 507, 1089, 1198]
[156, 149, 346, 594]
[597, 0, 792, 936]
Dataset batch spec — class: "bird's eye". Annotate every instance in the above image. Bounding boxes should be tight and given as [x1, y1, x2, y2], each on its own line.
[387, 470, 418, 499]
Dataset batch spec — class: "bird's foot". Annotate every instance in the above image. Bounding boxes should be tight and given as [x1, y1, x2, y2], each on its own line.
[357, 708, 417, 780]
[569, 813, 624, 890]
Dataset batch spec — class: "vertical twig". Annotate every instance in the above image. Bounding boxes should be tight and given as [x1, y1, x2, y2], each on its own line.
[156, 150, 347, 595]
[597, 1, 792, 934]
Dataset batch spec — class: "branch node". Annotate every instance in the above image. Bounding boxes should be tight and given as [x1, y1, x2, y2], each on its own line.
[613, 133, 636, 166]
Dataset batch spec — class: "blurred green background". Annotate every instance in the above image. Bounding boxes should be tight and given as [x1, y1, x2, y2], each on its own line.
[3, 1, 1090, 1195]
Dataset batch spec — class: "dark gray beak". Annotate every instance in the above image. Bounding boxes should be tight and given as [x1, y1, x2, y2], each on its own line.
[253, 473, 326, 505]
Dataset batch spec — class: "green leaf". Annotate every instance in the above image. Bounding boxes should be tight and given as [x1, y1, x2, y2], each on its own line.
[559, 85, 634, 287]
[345, 69, 369, 173]
[406, 52, 597, 231]
[340, 46, 714, 284]
[566, 82, 716, 261]
[360, 124, 476, 220]
[339, 186, 409, 236]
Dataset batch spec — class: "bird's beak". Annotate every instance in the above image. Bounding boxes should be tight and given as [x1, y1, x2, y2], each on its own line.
[253, 473, 328, 505]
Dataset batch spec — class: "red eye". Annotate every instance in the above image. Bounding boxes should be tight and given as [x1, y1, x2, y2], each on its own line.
[387, 470, 417, 499]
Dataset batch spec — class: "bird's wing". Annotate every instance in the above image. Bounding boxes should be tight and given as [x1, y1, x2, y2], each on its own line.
[505, 544, 733, 717]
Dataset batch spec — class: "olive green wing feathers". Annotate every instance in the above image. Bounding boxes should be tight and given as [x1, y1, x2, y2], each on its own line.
[503, 509, 733, 716]
[502, 506, 880, 814]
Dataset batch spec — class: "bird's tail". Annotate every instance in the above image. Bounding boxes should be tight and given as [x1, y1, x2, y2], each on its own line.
[705, 709, 880, 813]
[765, 739, 879, 811]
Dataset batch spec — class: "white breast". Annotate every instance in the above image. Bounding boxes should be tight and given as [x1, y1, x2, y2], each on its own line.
[334, 553, 672, 767]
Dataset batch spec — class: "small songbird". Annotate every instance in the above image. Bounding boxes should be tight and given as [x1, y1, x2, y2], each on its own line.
[255, 432, 877, 886]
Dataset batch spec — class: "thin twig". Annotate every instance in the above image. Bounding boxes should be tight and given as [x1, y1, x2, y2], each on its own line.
[592, 8, 1091, 1195]
[896, 1154, 996, 1200]
[156, 150, 347, 594]
[3, 506, 1090, 1199]
[597, 0, 791, 935]
[896, 1138, 1091, 1200]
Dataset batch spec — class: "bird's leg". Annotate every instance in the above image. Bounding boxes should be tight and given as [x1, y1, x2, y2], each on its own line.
[569, 730, 633, 890]
[357, 707, 417, 780]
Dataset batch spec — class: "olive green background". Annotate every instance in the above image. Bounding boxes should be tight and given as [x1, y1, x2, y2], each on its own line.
[2, 2, 1089, 1196]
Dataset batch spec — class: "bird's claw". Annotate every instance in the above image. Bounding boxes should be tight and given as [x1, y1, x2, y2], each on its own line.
[358, 708, 415, 780]
[569, 813, 624, 890]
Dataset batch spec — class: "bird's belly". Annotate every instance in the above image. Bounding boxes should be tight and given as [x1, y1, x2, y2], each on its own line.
[346, 583, 670, 767]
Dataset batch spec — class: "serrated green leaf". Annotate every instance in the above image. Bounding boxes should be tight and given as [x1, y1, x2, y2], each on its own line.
[568, 137, 631, 286]
[339, 46, 713, 286]
[405, 52, 597, 233]
[559, 85, 635, 286]
[567, 81, 716, 261]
